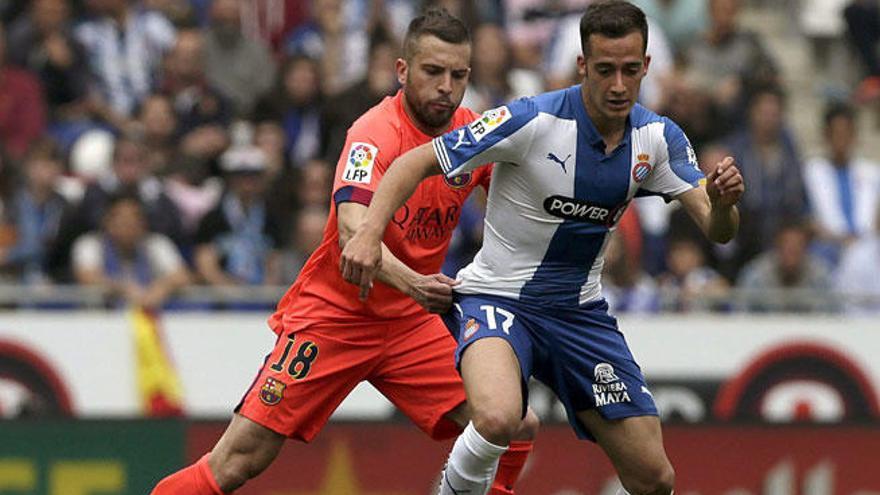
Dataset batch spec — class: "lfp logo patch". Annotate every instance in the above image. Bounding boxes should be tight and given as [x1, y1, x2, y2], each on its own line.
[259, 377, 286, 406]
[632, 154, 652, 183]
[342, 142, 377, 184]
[468, 105, 511, 142]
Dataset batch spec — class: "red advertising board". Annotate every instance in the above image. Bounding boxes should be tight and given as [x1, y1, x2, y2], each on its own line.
[187, 423, 880, 494]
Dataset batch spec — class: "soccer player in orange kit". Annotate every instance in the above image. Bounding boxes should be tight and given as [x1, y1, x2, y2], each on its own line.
[151, 8, 538, 495]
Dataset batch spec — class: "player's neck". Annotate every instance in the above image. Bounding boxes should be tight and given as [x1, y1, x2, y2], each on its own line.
[580, 87, 627, 152]
[401, 95, 450, 137]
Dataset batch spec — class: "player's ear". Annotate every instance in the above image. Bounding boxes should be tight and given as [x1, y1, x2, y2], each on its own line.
[396, 58, 408, 87]
[643, 54, 651, 77]
[577, 54, 587, 78]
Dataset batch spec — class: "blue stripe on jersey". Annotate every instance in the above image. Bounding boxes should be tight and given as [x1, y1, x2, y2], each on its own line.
[662, 117, 703, 185]
[439, 98, 539, 176]
[520, 87, 631, 306]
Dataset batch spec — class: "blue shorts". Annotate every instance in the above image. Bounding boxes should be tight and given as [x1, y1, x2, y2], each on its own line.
[442, 293, 658, 441]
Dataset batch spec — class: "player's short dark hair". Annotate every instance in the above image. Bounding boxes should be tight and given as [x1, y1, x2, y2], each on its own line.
[403, 7, 470, 60]
[579, 1, 648, 56]
[823, 102, 856, 129]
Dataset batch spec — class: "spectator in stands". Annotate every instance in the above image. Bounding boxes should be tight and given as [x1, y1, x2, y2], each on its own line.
[236, 0, 309, 51]
[843, 0, 880, 101]
[143, 0, 196, 26]
[603, 232, 660, 314]
[799, 0, 848, 74]
[0, 22, 47, 161]
[252, 54, 322, 167]
[737, 222, 834, 312]
[194, 146, 284, 286]
[0, 139, 72, 283]
[285, 0, 368, 95]
[463, 23, 543, 112]
[503, 0, 589, 69]
[658, 237, 729, 312]
[72, 194, 190, 308]
[320, 28, 398, 162]
[7, 0, 90, 124]
[632, 0, 707, 57]
[273, 206, 328, 285]
[75, 0, 176, 130]
[835, 204, 880, 314]
[78, 136, 184, 247]
[162, 154, 222, 241]
[203, 0, 275, 116]
[804, 103, 880, 262]
[724, 85, 809, 273]
[685, 0, 778, 121]
[137, 94, 177, 175]
[159, 28, 230, 163]
[295, 158, 332, 210]
[254, 121, 287, 178]
[658, 73, 727, 150]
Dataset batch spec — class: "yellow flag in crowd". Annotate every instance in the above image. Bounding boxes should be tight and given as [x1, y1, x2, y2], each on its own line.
[130, 307, 184, 416]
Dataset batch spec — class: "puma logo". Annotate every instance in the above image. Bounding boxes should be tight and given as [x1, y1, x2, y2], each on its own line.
[547, 152, 571, 173]
[452, 129, 470, 150]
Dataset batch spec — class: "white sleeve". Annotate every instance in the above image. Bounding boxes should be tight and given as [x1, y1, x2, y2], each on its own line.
[433, 98, 540, 178]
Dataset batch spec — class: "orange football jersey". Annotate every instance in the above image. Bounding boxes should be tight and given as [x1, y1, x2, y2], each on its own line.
[269, 91, 490, 330]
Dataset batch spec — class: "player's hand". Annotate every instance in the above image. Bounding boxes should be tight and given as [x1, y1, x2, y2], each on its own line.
[340, 229, 382, 300]
[705, 156, 744, 209]
[409, 273, 459, 313]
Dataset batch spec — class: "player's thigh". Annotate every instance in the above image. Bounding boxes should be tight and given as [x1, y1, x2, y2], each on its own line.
[369, 314, 468, 439]
[237, 320, 381, 442]
[459, 337, 523, 424]
[577, 410, 674, 492]
[452, 296, 534, 440]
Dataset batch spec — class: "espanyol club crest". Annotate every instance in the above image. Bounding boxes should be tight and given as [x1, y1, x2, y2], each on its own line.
[463, 318, 480, 340]
[259, 376, 286, 406]
[444, 172, 472, 189]
[632, 153, 652, 183]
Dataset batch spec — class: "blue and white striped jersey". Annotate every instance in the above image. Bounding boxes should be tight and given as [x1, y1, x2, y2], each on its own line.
[432, 85, 704, 307]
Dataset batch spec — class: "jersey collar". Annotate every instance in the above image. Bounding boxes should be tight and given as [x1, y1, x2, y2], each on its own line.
[568, 85, 632, 153]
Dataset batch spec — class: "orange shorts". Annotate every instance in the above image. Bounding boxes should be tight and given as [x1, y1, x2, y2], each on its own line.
[236, 312, 466, 442]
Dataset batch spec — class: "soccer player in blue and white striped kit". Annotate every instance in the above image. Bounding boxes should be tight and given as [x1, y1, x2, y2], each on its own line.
[341, 1, 745, 494]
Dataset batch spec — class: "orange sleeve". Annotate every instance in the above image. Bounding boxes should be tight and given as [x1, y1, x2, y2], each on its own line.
[331, 115, 400, 207]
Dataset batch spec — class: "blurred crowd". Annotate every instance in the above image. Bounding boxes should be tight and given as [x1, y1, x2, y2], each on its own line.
[0, 0, 878, 313]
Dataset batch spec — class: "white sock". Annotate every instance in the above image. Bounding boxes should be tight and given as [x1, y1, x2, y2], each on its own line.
[439, 422, 508, 495]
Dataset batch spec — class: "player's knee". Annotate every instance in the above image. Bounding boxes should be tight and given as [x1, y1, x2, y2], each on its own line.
[472, 409, 520, 446]
[512, 408, 540, 441]
[621, 462, 675, 495]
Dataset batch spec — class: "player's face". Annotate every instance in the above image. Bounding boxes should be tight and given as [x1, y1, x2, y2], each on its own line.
[578, 32, 649, 125]
[399, 35, 471, 132]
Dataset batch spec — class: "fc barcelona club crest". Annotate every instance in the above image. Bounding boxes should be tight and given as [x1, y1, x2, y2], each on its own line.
[260, 376, 286, 406]
[444, 172, 472, 189]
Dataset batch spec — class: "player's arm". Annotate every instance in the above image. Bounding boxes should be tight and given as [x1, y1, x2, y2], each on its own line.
[337, 201, 456, 312]
[676, 156, 743, 244]
[340, 144, 441, 298]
